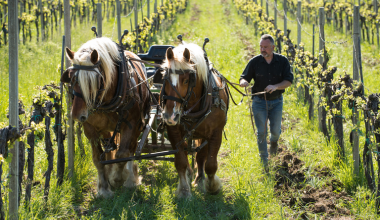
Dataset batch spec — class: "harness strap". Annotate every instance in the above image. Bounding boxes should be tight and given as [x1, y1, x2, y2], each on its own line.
[162, 95, 183, 103]
[100, 98, 135, 160]
[162, 77, 186, 104]
[72, 89, 84, 99]
[72, 61, 101, 70]
[127, 57, 162, 68]
[183, 91, 207, 116]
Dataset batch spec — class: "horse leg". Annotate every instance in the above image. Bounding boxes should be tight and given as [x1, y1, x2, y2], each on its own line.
[192, 139, 208, 193]
[175, 151, 192, 198]
[108, 121, 141, 189]
[83, 125, 113, 198]
[123, 158, 139, 188]
[204, 131, 223, 195]
[167, 126, 192, 198]
[121, 129, 140, 188]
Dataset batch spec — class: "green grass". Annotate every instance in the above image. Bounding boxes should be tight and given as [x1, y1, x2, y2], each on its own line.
[1, 0, 380, 218]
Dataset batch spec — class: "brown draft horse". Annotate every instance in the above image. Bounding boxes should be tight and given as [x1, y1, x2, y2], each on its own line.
[61, 37, 150, 198]
[161, 43, 229, 198]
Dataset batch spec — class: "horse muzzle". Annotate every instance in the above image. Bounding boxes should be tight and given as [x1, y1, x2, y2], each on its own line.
[79, 115, 88, 123]
[71, 109, 89, 123]
[162, 112, 181, 126]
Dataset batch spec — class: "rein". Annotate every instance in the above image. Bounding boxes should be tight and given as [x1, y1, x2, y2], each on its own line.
[127, 57, 162, 68]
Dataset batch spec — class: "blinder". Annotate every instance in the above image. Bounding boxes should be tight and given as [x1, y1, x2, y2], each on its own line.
[60, 61, 103, 102]
[61, 61, 102, 83]
[161, 68, 197, 112]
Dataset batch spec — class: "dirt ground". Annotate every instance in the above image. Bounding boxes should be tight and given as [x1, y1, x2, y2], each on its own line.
[273, 146, 353, 219]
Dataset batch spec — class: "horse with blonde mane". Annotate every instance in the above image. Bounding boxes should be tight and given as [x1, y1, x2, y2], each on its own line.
[160, 43, 229, 198]
[61, 37, 150, 198]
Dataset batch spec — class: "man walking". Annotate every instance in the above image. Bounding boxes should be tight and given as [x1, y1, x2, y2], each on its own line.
[240, 34, 293, 166]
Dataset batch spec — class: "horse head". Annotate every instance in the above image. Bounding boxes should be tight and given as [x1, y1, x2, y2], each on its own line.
[61, 37, 120, 122]
[161, 44, 208, 126]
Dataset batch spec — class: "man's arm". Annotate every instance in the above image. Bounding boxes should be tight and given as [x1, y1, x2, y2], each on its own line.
[265, 80, 292, 93]
[239, 59, 255, 87]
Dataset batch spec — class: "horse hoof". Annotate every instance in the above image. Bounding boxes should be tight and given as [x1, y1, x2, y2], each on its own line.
[175, 188, 192, 199]
[205, 175, 222, 195]
[192, 179, 206, 194]
[123, 180, 137, 189]
[98, 188, 114, 198]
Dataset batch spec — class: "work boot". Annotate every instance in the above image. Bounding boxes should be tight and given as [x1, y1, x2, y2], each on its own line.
[269, 141, 278, 156]
[260, 157, 269, 174]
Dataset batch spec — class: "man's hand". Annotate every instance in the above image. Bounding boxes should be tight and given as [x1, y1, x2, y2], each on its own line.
[265, 85, 278, 93]
[240, 79, 249, 87]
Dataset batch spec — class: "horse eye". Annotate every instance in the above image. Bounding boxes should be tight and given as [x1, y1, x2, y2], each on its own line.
[184, 79, 189, 85]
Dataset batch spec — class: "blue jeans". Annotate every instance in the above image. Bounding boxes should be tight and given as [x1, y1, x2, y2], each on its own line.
[251, 95, 283, 163]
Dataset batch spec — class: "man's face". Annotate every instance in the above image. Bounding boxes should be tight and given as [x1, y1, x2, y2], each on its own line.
[260, 39, 275, 58]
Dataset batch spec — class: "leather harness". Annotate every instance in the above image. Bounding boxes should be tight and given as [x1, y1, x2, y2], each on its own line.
[160, 61, 229, 152]
[62, 44, 149, 159]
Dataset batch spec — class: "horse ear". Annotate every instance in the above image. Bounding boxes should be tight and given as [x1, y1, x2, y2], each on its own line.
[66, 47, 75, 60]
[91, 49, 99, 64]
[166, 47, 174, 60]
[183, 48, 191, 62]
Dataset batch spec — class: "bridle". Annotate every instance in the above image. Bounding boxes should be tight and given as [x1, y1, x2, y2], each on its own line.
[62, 60, 105, 105]
[161, 68, 198, 115]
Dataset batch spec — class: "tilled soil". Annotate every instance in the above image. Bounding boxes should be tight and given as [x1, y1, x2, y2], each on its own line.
[273, 146, 353, 219]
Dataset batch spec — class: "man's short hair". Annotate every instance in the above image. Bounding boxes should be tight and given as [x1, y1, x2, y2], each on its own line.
[260, 34, 275, 45]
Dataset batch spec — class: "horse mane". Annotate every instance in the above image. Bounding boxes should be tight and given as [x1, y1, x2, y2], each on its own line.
[70, 37, 120, 107]
[162, 43, 208, 84]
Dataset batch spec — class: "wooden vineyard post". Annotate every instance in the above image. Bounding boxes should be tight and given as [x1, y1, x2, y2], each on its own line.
[297, 1, 301, 46]
[266, 0, 269, 17]
[318, 7, 328, 137]
[74, 2, 78, 28]
[154, 0, 158, 39]
[312, 24, 315, 57]
[309, 24, 315, 120]
[274, 0, 277, 30]
[352, 5, 360, 176]
[345, 0, 348, 36]
[254, 0, 258, 35]
[148, 0, 151, 48]
[333, 0, 336, 31]
[97, 3, 102, 37]
[87, 0, 90, 24]
[9, 0, 19, 219]
[107, 0, 110, 21]
[375, 0, 379, 48]
[39, 0, 44, 41]
[134, 0, 139, 52]
[117, 0, 121, 40]
[284, 0, 287, 34]
[64, 0, 74, 179]
[148, 0, 150, 19]
[44, 104, 54, 200]
[296, 1, 302, 100]
[57, 36, 65, 185]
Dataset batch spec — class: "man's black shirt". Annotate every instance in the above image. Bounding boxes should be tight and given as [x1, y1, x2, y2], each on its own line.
[240, 53, 294, 99]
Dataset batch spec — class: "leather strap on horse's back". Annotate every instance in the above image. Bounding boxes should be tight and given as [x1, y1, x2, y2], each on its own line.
[128, 58, 150, 127]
